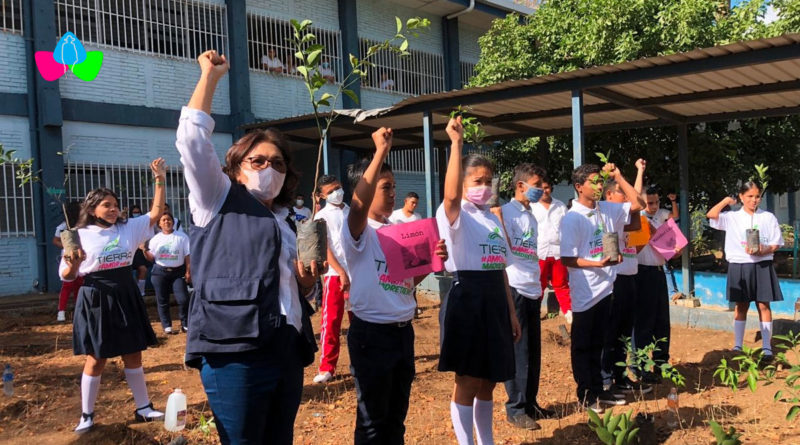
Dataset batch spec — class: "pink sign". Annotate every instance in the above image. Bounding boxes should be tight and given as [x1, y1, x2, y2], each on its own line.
[376, 217, 444, 281]
[648, 218, 688, 261]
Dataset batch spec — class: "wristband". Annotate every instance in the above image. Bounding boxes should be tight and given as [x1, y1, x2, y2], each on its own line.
[154, 181, 165, 186]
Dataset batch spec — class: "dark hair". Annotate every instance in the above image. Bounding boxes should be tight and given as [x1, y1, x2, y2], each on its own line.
[406, 192, 419, 199]
[645, 186, 659, 196]
[738, 180, 761, 196]
[77, 188, 121, 228]
[348, 157, 393, 189]
[159, 212, 175, 224]
[295, 193, 304, 199]
[130, 204, 142, 213]
[571, 164, 600, 190]
[462, 153, 494, 175]
[317, 175, 339, 190]
[223, 128, 299, 208]
[603, 179, 619, 196]
[512, 163, 546, 187]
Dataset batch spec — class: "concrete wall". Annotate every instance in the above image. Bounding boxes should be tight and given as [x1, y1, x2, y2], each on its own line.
[675, 270, 800, 317]
[0, 33, 27, 94]
[0, 238, 38, 295]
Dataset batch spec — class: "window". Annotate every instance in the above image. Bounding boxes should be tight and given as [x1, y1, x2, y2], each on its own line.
[359, 38, 445, 96]
[247, 13, 343, 82]
[460, 61, 476, 88]
[56, 0, 228, 60]
[0, 0, 23, 35]
[0, 164, 35, 237]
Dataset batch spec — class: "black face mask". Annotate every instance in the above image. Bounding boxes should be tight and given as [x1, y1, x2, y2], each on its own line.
[95, 217, 113, 228]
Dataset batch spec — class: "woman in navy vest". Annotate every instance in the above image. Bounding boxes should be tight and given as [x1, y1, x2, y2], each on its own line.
[177, 50, 321, 444]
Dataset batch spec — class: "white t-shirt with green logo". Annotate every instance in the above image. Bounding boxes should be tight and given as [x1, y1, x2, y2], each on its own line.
[501, 199, 541, 299]
[148, 231, 191, 268]
[710, 208, 783, 264]
[560, 200, 631, 312]
[342, 217, 416, 323]
[436, 200, 509, 272]
[59, 215, 153, 281]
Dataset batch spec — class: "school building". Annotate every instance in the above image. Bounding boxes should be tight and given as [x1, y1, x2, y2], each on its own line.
[0, 0, 540, 296]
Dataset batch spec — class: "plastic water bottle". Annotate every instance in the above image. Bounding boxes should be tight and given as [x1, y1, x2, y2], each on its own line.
[3, 364, 13, 397]
[164, 388, 187, 432]
[666, 387, 679, 428]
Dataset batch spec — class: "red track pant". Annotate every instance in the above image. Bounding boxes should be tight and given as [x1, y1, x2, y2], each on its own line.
[58, 276, 84, 311]
[539, 257, 572, 313]
[319, 275, 348, 374]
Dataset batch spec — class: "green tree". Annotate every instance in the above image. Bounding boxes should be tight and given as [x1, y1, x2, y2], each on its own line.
[469, 0, 800, 205]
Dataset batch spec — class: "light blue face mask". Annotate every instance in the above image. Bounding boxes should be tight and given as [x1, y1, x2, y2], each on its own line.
[523, 182, 544, 203]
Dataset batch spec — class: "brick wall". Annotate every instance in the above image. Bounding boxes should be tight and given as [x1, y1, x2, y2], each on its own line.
[247, 0, 340, 29]
[0, 33, 27, 94]
[459, 22, 483, 62]
[0, 116, 31, 158]
[0, 238, 38, 296]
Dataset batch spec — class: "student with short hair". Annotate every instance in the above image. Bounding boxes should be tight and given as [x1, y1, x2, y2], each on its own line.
[437, 116, 521, 445]
[707, 182, 784, 359]
[496, 163, 556, 430]
[601, 159, 652, 396]
[293, 193, 312, 222]
[343, 127, 448, 443]
[60, 159, 168, 433]
[313, 174, 351, 384]
[531, 180, 572, 322]
[559, 163, 643, 412]
[389, 192, 422, 224]
[54, 201, 83, 322]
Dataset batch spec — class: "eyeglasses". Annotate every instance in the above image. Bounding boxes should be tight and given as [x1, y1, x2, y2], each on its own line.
[242, 155, 287, 172]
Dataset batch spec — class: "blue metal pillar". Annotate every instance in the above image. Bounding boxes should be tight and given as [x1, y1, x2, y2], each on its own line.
[571, 89, 585, 169]
[225, 0, 253, 139]
[442, 17, 461, 90]
[323, 131, 330, 175]
[423, 111, 436, 218]
[337, 0, 361, 107]
[789, 192, 797, 224]
[678, 124, 694, 295]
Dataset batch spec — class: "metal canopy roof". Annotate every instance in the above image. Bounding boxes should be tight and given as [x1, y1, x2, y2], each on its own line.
[244, 33, 800, 151]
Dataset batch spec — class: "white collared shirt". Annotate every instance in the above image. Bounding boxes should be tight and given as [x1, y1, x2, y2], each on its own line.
[560, 200, 631, 312]
[436, 200, 509, 272]
[710, 208, 783, 264]
[342, 217, 416, 323]
[272, 206, 303, 333]
[501, 199, 541, 299]
[531, 198, 567, 259]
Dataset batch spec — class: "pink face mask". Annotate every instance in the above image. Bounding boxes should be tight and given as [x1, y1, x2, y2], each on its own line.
[465, 185, 493, 205]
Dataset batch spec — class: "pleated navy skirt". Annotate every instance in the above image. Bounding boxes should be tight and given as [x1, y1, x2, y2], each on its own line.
[726, 260, 784, 303]
[73, 266, 158, 358]
[438, 270, 515, 382]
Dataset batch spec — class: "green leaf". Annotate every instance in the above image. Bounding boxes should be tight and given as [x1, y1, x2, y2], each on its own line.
[787, 405, 800, 421]
[400, 40, 409, 52]
[343, 89, 360, 105]
[295, 65, 309, 78]
[299, 19, 312, 30]
[603, 408, 612, 426]
[587, 408, 602, 427]
[627, 427, 639, 442]
[606, 414, 621, 434]
[396, 17, 403, 34]
[317, 99, 330, 107]
[319, 92, 334, 102]
[596, 428, 614, 445]
[349, 54, 358, 69]
[307, 49, 322, 66]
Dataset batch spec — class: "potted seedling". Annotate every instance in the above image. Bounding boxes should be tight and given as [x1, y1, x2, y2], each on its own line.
[289, 17, 429, 268]
[595, 151, 621, 263]
[0, 144, 81, 260]
[745, 163, 769, 253]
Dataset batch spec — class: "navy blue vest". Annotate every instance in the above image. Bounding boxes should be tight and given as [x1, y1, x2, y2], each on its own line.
[185, 183, 312, 367]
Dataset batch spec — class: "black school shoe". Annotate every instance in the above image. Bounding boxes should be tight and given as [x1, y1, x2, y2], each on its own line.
[134, 402, 165, 422]
[530, 404, 556, 420]
[74, 412, 94, 434]
[613, 377, 653, 394]
[507, 413, 541, 430]
[598, 390, 627, 406]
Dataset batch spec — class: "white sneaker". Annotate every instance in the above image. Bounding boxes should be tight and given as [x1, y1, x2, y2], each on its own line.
[564, 310, 573, 325]
[164, 327, 176, 335]
[313, 372, 332, 384]
[57, 310, 66, 322]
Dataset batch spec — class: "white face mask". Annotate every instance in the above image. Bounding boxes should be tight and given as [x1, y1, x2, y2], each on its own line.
[326, 188, 344, 205]
[242, 166, 285, 201]
[295, 199, 304, 207]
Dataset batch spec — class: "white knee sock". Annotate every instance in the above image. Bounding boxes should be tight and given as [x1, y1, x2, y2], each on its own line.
[124, 367, 150, 408]
[137, 280, 146, 296]
[473, 398, 494, 445]
[81, 373, 101, 414]
[450, 401, 474, 445]
[761, 321, 773, 354]
[734, 320, 746, 350]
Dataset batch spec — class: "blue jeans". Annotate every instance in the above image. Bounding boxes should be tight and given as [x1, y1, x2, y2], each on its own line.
[199, 324, 304, 445]
[150, 265, 189, 329]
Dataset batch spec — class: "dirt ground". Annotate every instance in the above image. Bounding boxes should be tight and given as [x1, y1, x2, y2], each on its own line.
[2, 291, 800, 444]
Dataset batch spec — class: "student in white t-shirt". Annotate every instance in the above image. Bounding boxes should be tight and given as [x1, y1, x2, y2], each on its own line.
[600, 159, 653, 396]
[531, 181, 572, 322]
[494, 163, 556, 429]
[292, 194, 312, 222]
[388, 192, 422, 224]
[559, 163, 643, 413]
[261, 48, 284, 73]
[143, 213, 191, 334]
[54, 201, 83, 322]
[343, 127, 447, 443]
[312, 175, 351, 384]
[379, 72, 395, 90]
[707, 181, 784, 359]
[436, 116, 520, 445]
